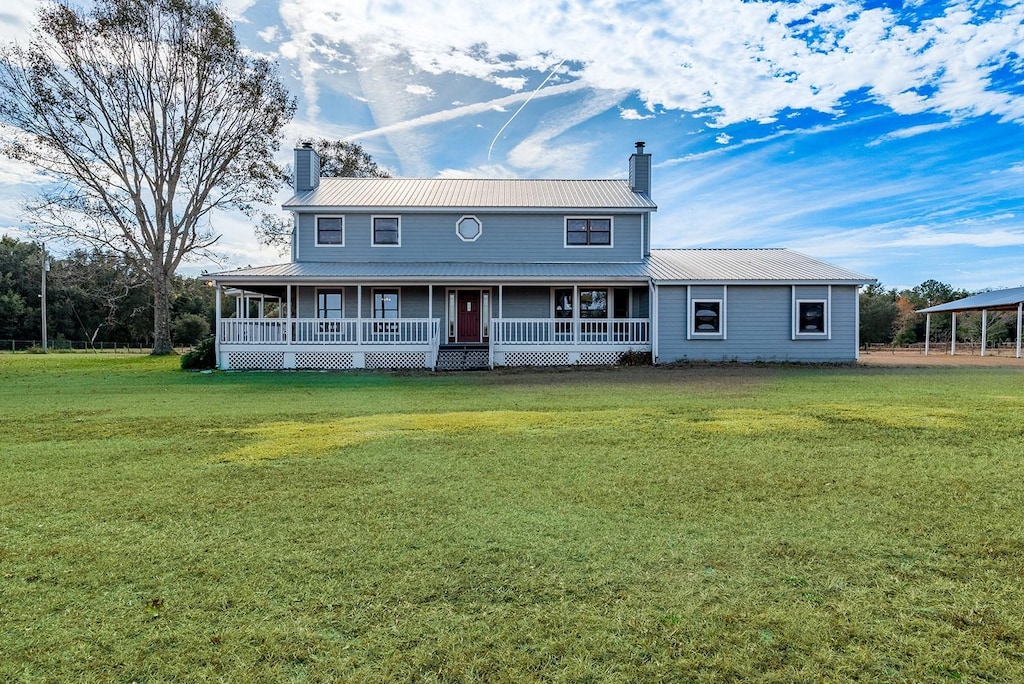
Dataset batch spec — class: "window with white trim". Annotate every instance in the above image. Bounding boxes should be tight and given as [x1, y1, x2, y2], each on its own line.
[580, 289, 609, 318]
[316, 216, 344, 246]
[317, 289, 344, 318]
[691, 300, 722, 335]
[554, 288, 573, 318]
[796, 300, 827, 335]
[373, 289, 400, 319]
[372, 216, 400, 246]
[565, 217, 612, 246]
[456, 215, 482, 242]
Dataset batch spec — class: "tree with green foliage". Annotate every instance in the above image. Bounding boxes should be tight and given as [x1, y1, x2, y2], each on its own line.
[256, 139, 391, 249]
[858, 283, 898, 344]
[0, 236, 41, 339]
[0, 0, 294, 354]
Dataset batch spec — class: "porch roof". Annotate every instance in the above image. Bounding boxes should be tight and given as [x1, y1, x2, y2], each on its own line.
[211, 260, 651, 284]
[210, 249, 874, 286]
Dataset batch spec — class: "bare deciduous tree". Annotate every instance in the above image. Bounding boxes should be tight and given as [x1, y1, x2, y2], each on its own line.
[0, 0, 294, 354]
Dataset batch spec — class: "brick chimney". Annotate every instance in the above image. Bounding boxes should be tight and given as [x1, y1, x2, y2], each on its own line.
[629, 141, 651, 197]
[293, 142, 320, 194]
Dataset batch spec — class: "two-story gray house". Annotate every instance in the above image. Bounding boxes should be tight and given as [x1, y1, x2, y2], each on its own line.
[210, 143, 872, 370]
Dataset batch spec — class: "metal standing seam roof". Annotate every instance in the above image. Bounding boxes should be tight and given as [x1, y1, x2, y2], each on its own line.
[646, 249, 874, 283]
[917, 286, 1024, 313]
[282, 178, 657, 210]
[211, 249, 874, 285]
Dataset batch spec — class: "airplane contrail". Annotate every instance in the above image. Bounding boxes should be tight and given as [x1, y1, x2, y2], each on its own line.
[487, 59, 567, 161]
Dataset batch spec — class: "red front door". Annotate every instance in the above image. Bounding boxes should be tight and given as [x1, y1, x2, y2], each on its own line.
[456, 291, 481, 343]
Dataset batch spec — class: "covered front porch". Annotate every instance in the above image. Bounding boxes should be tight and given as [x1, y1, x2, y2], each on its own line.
[211, 280, 652, 370]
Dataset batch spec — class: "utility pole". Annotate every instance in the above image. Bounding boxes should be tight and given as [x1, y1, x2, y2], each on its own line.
[41, 242, 48, 353]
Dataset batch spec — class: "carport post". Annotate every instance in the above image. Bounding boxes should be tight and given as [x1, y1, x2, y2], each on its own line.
[951, 312, 957, 356]
[1017, 302, 1022, 359]
[981, 309, 987, 356]
[924, 314, 931, 356]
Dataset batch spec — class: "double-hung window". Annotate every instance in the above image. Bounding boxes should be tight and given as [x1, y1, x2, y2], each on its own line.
[317, 289, 344, 337]
[373, 289, 400, 334]
[317, 290, 344, 318]
[579, 289, 608, 318]
[372, 216, 400, 246]
[316, 216, 344, 246]
[565, 218, 612, 246]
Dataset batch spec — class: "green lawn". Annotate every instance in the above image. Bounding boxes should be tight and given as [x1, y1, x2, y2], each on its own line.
[1, 355, 1022, 682]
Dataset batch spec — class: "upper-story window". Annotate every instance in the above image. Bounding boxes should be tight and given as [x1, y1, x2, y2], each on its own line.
[373, 216, 400, 246]
[565, 217, 612, 247]
[316, 216, 344, 246]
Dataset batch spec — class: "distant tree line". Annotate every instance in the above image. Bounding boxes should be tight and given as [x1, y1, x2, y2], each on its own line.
[860, 279, 1019, 347]
[0, 236, 217, 347]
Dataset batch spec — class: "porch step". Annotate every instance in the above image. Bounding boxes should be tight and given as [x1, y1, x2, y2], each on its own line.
[436, 345, 490, 371]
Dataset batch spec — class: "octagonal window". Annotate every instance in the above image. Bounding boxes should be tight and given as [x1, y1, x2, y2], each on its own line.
[456, 215, 482, 242]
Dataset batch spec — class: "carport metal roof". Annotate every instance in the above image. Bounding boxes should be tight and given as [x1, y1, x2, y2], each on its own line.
[917, 286, 1024, 314]
[916, 286, 1024, 359]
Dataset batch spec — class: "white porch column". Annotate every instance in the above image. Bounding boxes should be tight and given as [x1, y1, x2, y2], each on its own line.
[650, 281, 659, 364]
[215, 283, 222, 363]
[357, 285, 363, 345]
[499, 285, 504, 318]
[573, 284, 579, 344]
[951, 312, 957, 355]
[981, 308, 987, 356]
[924, 314, 931, 356]
[286, 285, 292, 344]
[1018, 302, 1023, 359]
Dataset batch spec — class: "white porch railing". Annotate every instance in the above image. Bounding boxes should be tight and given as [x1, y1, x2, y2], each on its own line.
[219, 318, 438, 346]
[493, 318, 650, 346]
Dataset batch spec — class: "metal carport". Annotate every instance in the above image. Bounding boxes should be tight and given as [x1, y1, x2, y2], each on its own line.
[917, 286, 1024, 358]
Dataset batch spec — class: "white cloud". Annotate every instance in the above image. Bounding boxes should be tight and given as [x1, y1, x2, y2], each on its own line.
[257, 26, 280, 43]
[715, 133, 732, 145]
[619, 108, 654, 121]
[867, 121, 959, 146]
[405, 84, 435, 98]
[276, 0, 1024, 127]
[0, 1, 42, 44]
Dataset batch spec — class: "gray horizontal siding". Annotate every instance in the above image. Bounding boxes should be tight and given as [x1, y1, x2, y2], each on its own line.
[657, 285, 859, 363]
[295, 211, 645, 264]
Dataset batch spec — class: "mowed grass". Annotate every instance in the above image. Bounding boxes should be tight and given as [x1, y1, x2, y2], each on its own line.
[1, 355, 1023, 682]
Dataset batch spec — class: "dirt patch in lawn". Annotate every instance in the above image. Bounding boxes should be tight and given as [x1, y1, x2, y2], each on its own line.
[859, 349, 1024, 367]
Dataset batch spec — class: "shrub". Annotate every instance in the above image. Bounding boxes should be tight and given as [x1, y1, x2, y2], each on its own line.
[180, 336, 216, 370]
[173, 313, 211, 347]
[618, 349, 652, 366]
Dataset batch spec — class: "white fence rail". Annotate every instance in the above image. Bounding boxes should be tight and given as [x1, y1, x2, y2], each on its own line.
[220, 318, 438, 346]
[493, 318, 650, 346]
[221, 317, 649, 348]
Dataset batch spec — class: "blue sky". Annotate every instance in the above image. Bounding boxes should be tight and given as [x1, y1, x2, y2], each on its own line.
[2, 0, 1024, 291]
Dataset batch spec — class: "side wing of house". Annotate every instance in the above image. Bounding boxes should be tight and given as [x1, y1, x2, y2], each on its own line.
[648, 250, 873, 364]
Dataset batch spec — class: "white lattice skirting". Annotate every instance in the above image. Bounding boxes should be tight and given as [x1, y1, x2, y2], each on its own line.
[578, 351, 624, 365]
[227, 351, 285, 370]
[503, 351, 570, 367]
[295, 352, 354, 370]
[365, 351, 427, 369]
